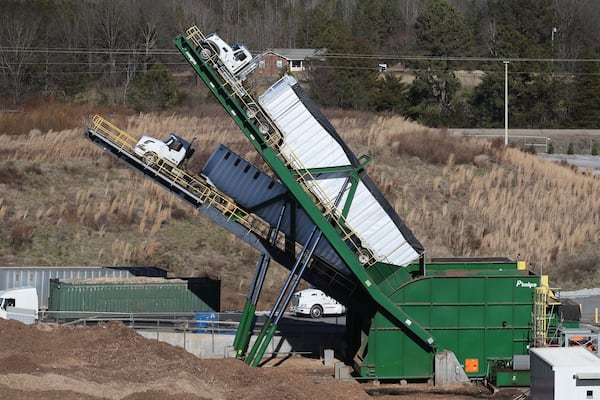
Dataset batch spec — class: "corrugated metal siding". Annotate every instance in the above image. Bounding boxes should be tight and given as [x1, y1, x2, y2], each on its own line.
[0, 266, 166, 310]
[48, 277, 219, 313]
[259, 76, 422, 267]
[202, 144, 350, 276]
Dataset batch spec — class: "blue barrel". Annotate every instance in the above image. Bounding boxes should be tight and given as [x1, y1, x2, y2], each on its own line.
[194, 312, 217, 333]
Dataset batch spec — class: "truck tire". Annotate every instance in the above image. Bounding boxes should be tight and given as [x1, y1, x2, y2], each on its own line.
[143, 152, 158, 167]
[200, 47, 212, 60]
[310, 305, 323, 319]
[199, 42, 218, 60]
[245, 104, 258, 119]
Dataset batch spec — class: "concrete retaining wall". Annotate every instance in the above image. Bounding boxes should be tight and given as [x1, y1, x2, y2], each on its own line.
[137, 330, 343, 359]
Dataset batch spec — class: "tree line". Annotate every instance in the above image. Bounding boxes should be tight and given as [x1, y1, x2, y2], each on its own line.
[1, 0, 600, 128]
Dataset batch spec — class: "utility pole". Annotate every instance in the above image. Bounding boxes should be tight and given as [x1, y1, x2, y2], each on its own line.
[504, 60, 509, 146]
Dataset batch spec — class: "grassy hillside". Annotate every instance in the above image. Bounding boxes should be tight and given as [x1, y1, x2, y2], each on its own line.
[1, 106, 599, 309]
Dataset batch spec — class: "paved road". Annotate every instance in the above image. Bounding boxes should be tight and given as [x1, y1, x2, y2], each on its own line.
[445, 128, 600, 173]
[447, 128, 600, 136]
[538, 154, 600, 174]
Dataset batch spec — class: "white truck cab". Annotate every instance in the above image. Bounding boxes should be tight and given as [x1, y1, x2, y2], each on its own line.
[200, 33, 257, 81]
[0, 287, 39, 324]
[133, 133, 195, 168]
[291, 288, 346, 319]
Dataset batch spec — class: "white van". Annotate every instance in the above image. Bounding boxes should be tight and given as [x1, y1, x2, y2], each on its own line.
[290, 288, 346, 319]
[0, 287, 39, 324]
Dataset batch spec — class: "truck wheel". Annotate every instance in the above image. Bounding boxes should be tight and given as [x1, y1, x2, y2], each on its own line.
[200, 47, 212, 59]
[245, 105, 258, 119]
[310, 305, 323, 319]
[143, 152, 158, 167]
[190, 182, 204, 196]
[199, 43, 217, 60]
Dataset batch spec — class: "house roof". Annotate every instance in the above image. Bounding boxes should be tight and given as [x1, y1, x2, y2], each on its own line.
[262, 48, 325, 61]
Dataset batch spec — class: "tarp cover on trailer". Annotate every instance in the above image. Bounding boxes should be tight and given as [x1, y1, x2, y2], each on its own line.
[259, 76, 424, 267]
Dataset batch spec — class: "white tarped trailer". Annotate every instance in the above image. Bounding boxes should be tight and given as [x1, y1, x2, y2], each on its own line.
[259, 76, 424, 267]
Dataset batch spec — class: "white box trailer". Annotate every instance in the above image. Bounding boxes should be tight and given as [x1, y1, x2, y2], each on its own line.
[530, 346, 600, 400]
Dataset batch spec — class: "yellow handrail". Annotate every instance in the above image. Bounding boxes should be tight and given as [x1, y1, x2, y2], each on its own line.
[90, 115, 273, 240]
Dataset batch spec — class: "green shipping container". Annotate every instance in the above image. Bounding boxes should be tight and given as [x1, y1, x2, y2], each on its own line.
[48, 277, 220, 314]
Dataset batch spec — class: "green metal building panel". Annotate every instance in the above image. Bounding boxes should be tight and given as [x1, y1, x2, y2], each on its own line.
[362, 313, 433, 379]
[48, 278, 219, 313]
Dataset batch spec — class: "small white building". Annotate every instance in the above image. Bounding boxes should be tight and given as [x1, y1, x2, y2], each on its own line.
[530, 347, 600, 400]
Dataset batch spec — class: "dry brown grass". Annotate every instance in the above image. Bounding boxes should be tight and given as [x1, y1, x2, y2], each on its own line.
[0, 99, 125, 136]
[0, 110, 598, 307]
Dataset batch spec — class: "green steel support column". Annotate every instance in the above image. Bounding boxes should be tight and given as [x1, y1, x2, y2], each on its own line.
[233, 299, 254, 357]
[234, 253, 266, 357]
[246, 225, 321, 366]
[235, 205, 286, 359]
[173, 34, 436, 350]
[234, 256, 267, 359]
[245, 316, 272, 364]
[250, 323, 279, 367]
[233, 300, 251, 350]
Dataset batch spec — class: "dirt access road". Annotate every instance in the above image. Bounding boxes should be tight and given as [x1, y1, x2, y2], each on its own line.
[0, 319, 525, 400]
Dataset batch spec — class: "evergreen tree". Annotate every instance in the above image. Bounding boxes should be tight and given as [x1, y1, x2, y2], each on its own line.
[369, 75, 408, 113]
[488, 0, 556, 61]
[568, 50, 600, 128]
[128, 63, 184, 112]
[469, 73, 505, 128]
[407, 0, 471, 126]
[308, 27, 378, 110]
[414, 0, 471, 58]
[351, 0, 402, 48]
[470, 0, 562, 128]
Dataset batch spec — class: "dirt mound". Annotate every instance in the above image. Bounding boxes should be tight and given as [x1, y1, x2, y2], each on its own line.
[0, 319, 526, 400]
[0, 319, 369, 400]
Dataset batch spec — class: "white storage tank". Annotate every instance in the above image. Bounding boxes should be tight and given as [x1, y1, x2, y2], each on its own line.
[530, 347, 600, 400]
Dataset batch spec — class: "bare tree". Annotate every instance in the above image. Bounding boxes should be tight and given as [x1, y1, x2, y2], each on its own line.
[92, 0, 127, 105]
[399, 0, 423, 32]
[554, 0, 600, 61]
[0, 5, 39, 105]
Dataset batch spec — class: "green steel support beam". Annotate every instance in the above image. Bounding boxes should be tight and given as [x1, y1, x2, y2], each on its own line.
[234, 205, 287, 359]
[245, 315, 271, 364]
[233, 299, 253, 354]
[174, 34, 436, 350]
[250, 322, 278, 367]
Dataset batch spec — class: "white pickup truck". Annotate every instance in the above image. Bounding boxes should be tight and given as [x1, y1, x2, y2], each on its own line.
[290, 288, 346, 319]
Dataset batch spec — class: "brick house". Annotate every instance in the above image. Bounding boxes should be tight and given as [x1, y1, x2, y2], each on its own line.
[254, 48, 325, 79]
